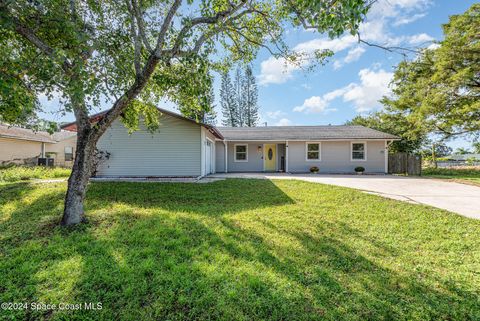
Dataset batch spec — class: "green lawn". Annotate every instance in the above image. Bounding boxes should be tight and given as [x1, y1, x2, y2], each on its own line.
[423, 167, 480, 186]
[0, 165, 71, 183]
[1, 179, 479, 320]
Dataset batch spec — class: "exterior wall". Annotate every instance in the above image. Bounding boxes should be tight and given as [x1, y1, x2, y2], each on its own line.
[96, 114, 202, 177]
[215, 141, 225, 173]
[0, 137, 43, 165]
[45, 136, 77, 167]
[226, 141, 286, 172]
[287, 140, 386, 173]
[218, 140, 387, 173]
[201, 127, 217, 175]
[227, 141, 263, 172]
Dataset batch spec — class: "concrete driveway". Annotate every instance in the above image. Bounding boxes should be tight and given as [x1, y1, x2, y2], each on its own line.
[208, 173, 480, 219]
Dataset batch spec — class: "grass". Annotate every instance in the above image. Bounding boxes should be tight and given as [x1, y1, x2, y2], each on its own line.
[0, 165, 71, 182]
[0, 179, 479, 320]
[422, 166, 480, 186]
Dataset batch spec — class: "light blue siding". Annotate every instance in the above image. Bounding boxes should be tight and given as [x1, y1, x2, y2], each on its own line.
[96, 114, 201, 177]
[222, 140, 386, 173]
[287, 140, 386, 173]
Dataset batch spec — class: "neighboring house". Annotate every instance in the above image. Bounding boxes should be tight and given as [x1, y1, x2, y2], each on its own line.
[0, 124, 77, 167]
[445, 154, 480, 161]
[437, 154, 480, 167]
[62, 107, 398, 177]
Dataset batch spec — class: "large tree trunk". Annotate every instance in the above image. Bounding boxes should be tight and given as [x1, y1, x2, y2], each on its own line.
[60, 51, 161, 226]
[61, 129, 97, 226]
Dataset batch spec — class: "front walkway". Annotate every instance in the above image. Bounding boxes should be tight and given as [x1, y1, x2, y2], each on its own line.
[207, 173, 480, 219]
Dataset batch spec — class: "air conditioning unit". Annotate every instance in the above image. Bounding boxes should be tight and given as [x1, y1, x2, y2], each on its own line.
[38, 158, 55, 167]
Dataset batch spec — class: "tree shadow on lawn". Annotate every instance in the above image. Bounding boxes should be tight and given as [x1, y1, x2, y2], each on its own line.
[85, 179, 295, 216]
[0, 180, 479, 320]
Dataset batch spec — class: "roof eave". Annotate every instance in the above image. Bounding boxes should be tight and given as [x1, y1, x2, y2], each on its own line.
[60, 107, 225, 139]
[219, 137, 401, 141]
[0, 134, 56, 144]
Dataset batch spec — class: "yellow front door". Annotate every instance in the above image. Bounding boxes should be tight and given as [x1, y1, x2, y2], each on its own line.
[264, 144, 276, 171]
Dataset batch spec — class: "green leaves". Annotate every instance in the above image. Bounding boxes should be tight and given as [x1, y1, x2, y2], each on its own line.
[381, 4, 480, 141]
[346, 112, 427, 153]
[121, 100, 160, 134]
[1, 0, 373, 132]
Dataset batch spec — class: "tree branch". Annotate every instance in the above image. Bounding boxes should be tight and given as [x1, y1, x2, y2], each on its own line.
[169, 0, 248, 57]
[1, 9, 72, 71]
[93, 1, 247, 138]
[357, 37, 419, 56]
[154, 0, 183, 55]
[131, 0, 153, 52]
[126, 0, 142, 75]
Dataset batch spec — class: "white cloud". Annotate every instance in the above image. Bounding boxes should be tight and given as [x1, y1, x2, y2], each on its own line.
[266, 110, 287, 119]
[407, 33, 434, 45]
[293, 35, 357, 53]
[259, 35, 358, 85]
[369, 0, 431, 19]
[333, 47, 366, 69]
[323, 88, 348, 101]
[393, 13, 426, 26]
[342, 68, 393, 112]
[294, 68, 393, 114]
[258, 56, 300, 85]
[344, 47, 366, 63]
[293, 94, 339, 114]
[301, 83, 312, 90]
[275, 118, 292, 126]
[294, 96, 328, 113]
[258, 0, 432, 85]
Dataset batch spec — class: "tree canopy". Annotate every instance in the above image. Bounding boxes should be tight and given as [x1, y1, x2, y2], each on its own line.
[381, 4, 480, 141]
[345, 112, 427, 153]
[0, 0, 373, 129]
[0, 0, 375, 224]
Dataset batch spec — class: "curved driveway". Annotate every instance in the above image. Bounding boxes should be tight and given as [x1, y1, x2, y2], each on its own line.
[208, 173, 480, 219]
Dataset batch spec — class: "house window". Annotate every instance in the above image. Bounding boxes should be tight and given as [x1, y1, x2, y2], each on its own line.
[306, 143, 321, 161]
[234, 144, 248, 162]
[351, 142, 366, 161]
[65, 146, 73, 161]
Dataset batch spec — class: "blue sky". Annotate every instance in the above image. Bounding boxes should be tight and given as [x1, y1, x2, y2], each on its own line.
[40, 0, 477, 150]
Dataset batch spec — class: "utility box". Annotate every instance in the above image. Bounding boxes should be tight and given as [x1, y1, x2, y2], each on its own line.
[38, 158, 55, 167]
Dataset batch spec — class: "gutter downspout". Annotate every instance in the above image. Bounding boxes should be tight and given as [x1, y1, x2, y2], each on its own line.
[385, 140, 393, 174]
[285, 140, 289, 173]
[224, 140, 228, 173]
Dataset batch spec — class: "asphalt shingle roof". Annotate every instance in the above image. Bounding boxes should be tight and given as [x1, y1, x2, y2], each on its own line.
[51, 131, 77, 141]
[217, 125, 399, 141]
[0, 124, 76, 143]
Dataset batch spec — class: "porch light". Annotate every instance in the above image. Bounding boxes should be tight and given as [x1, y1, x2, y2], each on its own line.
[258, 145, 262, 152]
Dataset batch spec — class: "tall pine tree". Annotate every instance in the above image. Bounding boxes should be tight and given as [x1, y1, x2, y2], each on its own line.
[221, 66, 259, 127]
[220, 71, 238, 127]
[242, 65, 259, 127]
[234, 67, 245, 126]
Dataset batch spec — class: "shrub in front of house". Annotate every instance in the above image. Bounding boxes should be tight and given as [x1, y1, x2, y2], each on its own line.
[310, 166, 319, 173]
[354, 166, 365, 173]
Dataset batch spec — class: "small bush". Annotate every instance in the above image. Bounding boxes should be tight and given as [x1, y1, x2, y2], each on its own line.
[354, 166, 365, 173]
[310, 166, 319, 173]
[0, 166, 71, 182]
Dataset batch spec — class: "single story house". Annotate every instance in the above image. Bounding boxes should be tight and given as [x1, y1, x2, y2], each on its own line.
[0, 124, 77, 167]
[62, 107, 398, 177]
